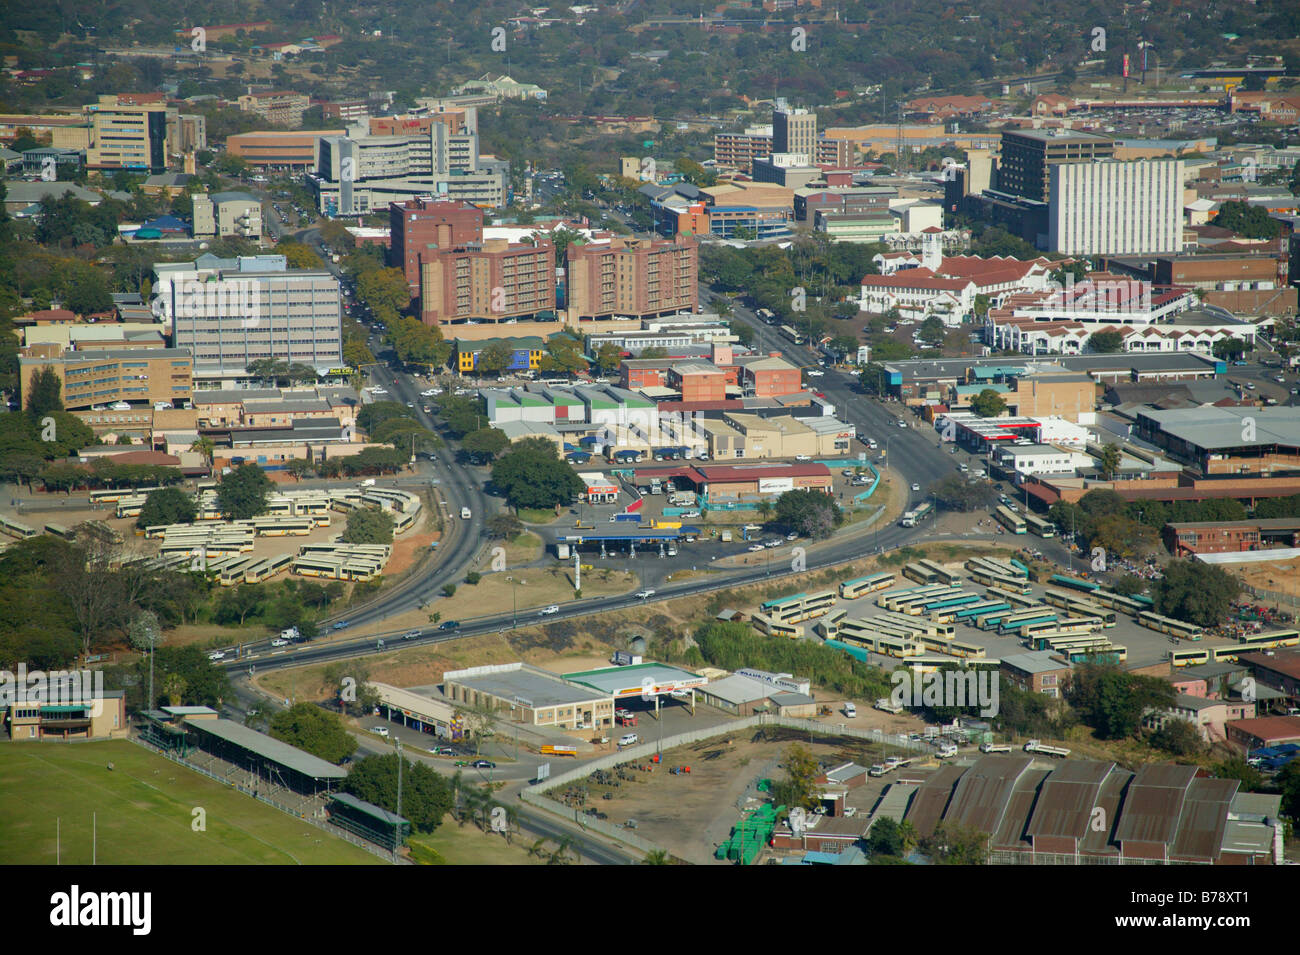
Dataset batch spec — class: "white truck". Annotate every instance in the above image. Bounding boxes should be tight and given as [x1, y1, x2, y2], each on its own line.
[979, 742, 1013, 754]
[900, 500, 934, 528]
[460, 506, 471, 519]
[874, 698, 903, 714]
[936, 743, 959, 759]
[1023, 739, 1071, 758]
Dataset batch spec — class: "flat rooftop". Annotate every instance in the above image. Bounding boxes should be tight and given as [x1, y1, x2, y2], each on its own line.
[444, 663, 606, 708]
[562, 662, 707, 696]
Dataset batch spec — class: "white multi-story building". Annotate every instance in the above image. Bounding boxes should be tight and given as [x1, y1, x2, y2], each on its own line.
[310, 118, 508, 215]
[1048, 159, 1183, 256]
[153, 255, 343, 383]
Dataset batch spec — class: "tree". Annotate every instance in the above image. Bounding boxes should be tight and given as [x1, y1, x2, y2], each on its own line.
[918, 315, 946, 346]
[25, 367, 64, 417]
[1149, 718, 1205, 757]
[491, 438, 584, 511]
[341, 506, 395, 545]
[1087, 329, 1124, 354]
[970, 388, 1007, 418]
[1212, 338, 1248, 361]
[136, 487, 197, 529]
[929, 474, 997, 512]
[770, 743, 820, 812]
[277, 241, 323, 269]
[1212, 201, 1280, 239]
[774, 489, 843, 539]
[461, 427, 509, 464]
[342, 754, 454, 834]
[1154, 559, 1241, 629]
[1214, 757, 1264, 793]
[477, 340, 515, 377]
[269, 703, 358, 764]
[866, 816, 906, 859]
[1097, 443, 1122, 481]
[594, 342, 624, 375]
[189, 436, 215, 469]
[214, 584, 266, 626]
[919, 821, 988, 865]
[216, 464, 273, 520]
[487, 513, 523, 540]
[1067, 663, 1175, 740]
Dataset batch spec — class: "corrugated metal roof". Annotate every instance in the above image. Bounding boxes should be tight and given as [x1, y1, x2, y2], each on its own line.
[904, 764, 966, 837]
[1171, 778, 1238, 862]
[942, 754, 1034, 836]
[1025, 759, 1116, 841]
[186, 718, 347, 779]
[1114, 763, 1199, 847]
[991, 767, 1050, 851]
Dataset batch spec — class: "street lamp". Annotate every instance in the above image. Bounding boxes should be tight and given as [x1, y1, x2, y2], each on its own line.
[506, 575, 518, 629]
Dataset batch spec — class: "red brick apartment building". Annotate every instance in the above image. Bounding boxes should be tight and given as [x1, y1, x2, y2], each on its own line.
[1163, 519, 1300, 556]
[389, 197, 485, 295]
[738, 355, 802, 398]
[667, 361, 727, 403]
[418, 238, 555, 327]
[564, 236, 698, 322]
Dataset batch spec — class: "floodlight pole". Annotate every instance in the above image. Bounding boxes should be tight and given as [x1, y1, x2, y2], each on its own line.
[394, 737, 403, 861]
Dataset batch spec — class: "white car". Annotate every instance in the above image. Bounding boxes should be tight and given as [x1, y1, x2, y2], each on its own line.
[635, 589, 656, 599]
[207, 650, 226, 661]
[897, 420, 907, 428]
[748, 544, 765, 552]
[911, 483, 920, 492]
[370, 726, 390, 738]
[806, 369, 824, 377]
[795, 454, 812, 461]
[681, 509, 701, 518]
[270, 638, 290, 648]
[539, 604, 560, 615]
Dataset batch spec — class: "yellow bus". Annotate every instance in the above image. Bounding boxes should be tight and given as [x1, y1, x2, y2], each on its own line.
[840, 572, 896, 599]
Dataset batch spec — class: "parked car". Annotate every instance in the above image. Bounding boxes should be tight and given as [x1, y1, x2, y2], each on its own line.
[371, 726, 390, 738]
[618, 734, 640, 746]
[794, 454, 811, 461]
[431, 746, 457, 756]
[748, 544, 765, 552]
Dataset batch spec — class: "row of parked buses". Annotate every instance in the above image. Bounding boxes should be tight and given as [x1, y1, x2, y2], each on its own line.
[759, 590, 838, 625]
[1167, 630, 1300, 666]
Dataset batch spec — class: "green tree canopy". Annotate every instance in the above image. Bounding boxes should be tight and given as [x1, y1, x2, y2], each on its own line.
[136, 487, 197, 529]
[1154, 559, 1242, 628]
[269, 703, 358, 764]
[217, 464, 273, 520]
[774, 489, 843, 539]
[491, 438, 584, 510]
[970, 389, 1007, 417]
[342, 754, 454, 834]
[341, 506, 395, 545]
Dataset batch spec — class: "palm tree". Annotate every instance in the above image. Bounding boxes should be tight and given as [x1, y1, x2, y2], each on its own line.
[547, 836, 575, 865]
[190, 436, 214, 472]
[643, 849, 670, 865]
[1098, 443, 1122, 481]
[526, 838, 548, 859]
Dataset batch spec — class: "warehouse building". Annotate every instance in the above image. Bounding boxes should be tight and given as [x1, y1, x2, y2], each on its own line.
[442, 663, 615, 730]
[897, 754, 1281, 864]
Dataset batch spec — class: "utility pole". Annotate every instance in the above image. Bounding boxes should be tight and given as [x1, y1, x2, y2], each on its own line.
[394, 737, 403, 862]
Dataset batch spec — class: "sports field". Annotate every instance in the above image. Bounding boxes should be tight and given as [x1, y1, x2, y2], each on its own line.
[0, 741, 382, 865]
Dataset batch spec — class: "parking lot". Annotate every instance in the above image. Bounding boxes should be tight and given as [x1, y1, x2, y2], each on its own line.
[818, 562, 1235, 669]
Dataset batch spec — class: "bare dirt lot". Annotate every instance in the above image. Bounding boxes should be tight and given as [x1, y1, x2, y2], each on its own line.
[549, 727, 933, 865]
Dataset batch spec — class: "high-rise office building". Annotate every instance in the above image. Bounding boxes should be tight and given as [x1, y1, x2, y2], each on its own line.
[389, 197, 485, 296]
[773, 104, 817, 165]
[154, 255, 343, 381]
[1048, 159, 1183, 256]
[999, 129, 1115, 202]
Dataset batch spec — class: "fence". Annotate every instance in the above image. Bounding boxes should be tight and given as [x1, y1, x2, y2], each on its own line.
[520, 714, 943, 860]
[1242, 583, 1300, 611]
[130, 735, 407, 863]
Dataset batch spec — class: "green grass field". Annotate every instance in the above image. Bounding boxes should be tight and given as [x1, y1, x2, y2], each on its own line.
[0, 741, 383, 865]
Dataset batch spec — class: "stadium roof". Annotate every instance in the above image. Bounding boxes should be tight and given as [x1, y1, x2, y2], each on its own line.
[186, 718, 347, 779]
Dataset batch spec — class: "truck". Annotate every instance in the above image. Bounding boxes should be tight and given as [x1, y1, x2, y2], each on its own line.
[539, 744, 578, 758]
[720, 529, 733, 543]
[460, 506, 471, 519]
[900, 500, 934, 528]
[668, 490, 696, 506]
[612, 512, 640, 523]
[935, 743, 959, 759]
[280, 626, 301, 643]
[1023, 739, 1071, 758]
[979, 742, 1013, 754]
[874, 698, 903, 714]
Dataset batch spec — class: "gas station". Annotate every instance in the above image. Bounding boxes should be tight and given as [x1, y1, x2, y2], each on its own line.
[562, 663, 709, 720]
